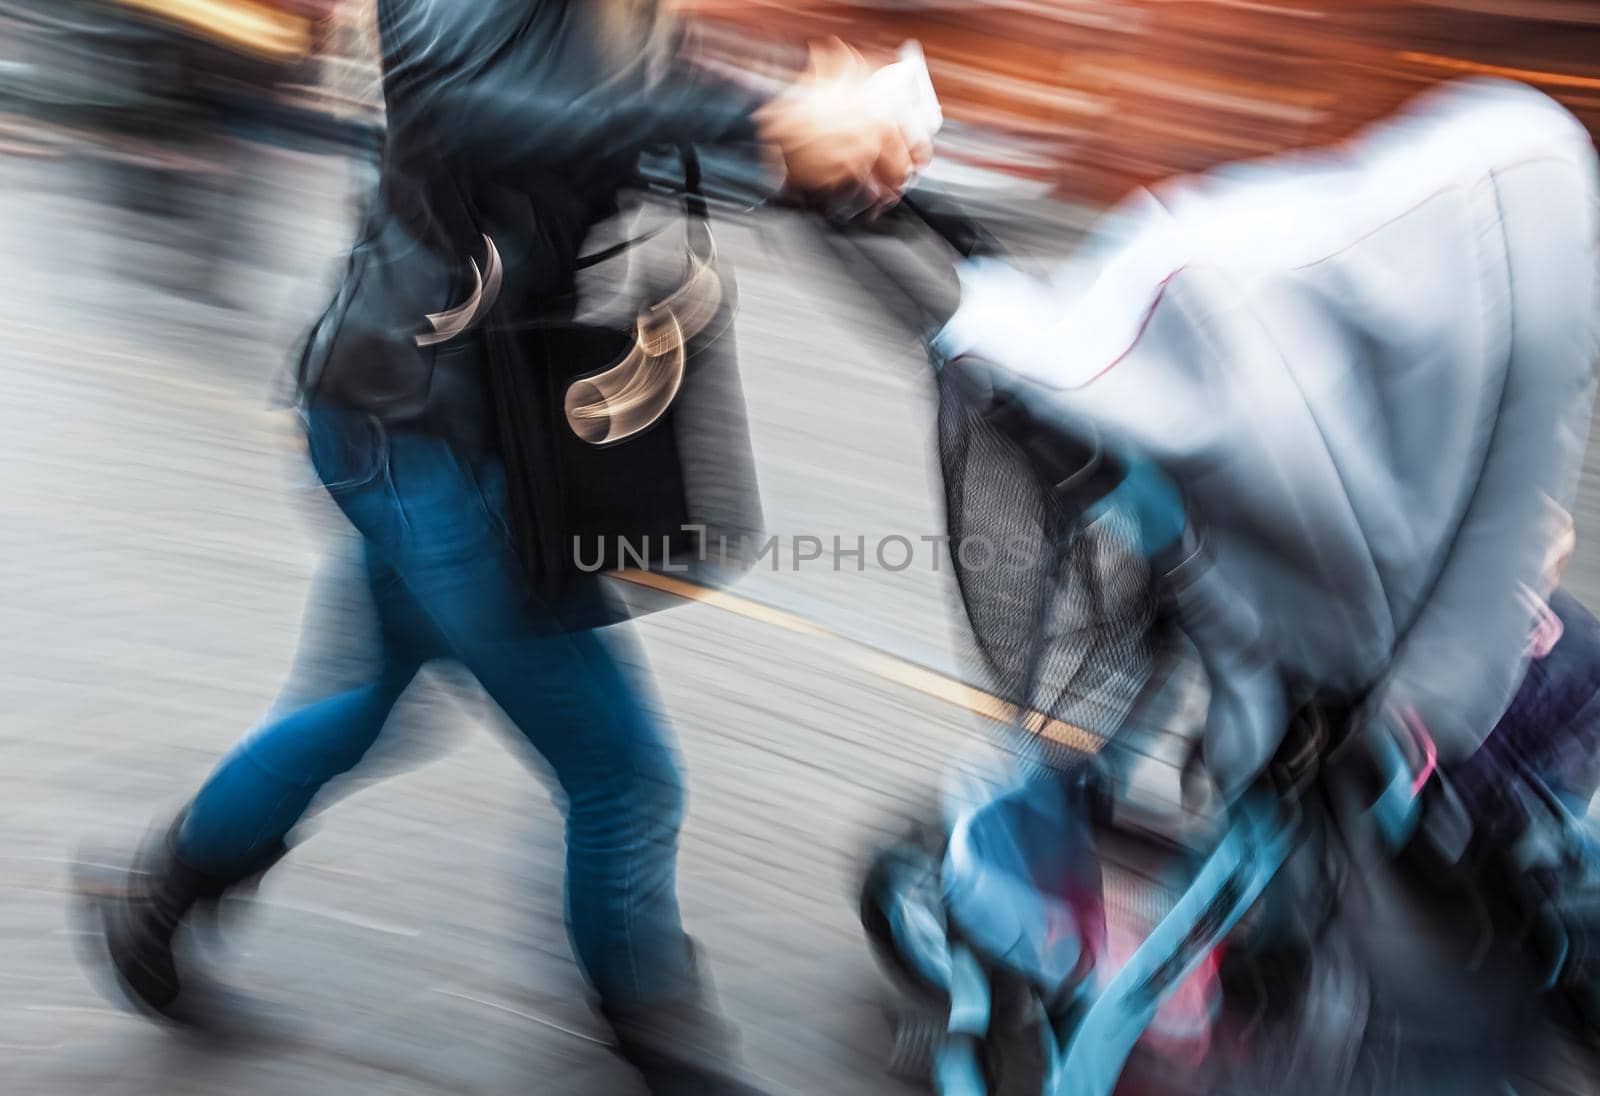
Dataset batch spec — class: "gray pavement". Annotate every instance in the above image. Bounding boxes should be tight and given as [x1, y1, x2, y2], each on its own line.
[3, 138, 1600, 1096]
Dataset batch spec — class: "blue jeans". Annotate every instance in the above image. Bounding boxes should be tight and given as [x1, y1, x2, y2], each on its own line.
[177, 404, 695, 1006]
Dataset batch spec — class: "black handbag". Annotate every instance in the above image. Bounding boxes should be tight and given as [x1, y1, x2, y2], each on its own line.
[483, 148, 763, 627]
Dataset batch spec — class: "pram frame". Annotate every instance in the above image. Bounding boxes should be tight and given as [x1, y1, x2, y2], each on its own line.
[829, 196, 1415, 1096]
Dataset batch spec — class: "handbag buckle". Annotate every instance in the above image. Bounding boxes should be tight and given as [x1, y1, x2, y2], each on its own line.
[417, 234, 503, 348]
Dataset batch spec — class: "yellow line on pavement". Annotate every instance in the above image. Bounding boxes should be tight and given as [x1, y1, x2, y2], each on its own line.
[615, 569, 837, 639]
[612, 569, 1105, 755]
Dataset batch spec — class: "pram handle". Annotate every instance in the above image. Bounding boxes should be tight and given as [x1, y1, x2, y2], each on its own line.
[941, 354, 1125, 516]
[814, 190, 1126, 515]
[807, 184, 1011, 347]
[898, 190, 1007, 261]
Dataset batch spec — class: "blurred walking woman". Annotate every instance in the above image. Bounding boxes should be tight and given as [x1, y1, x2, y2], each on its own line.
[76, 2, 917, 1091]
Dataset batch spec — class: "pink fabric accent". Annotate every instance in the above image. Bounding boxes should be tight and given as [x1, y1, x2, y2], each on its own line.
[1402, 708, 1439, 800]
[1071, 271, 1182, 390]
[1102, 916, 1219, 1063]
[1521, 584, 1565, 659]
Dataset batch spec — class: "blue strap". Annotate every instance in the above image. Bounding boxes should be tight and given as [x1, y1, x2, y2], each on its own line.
[1084, 453, 1186, 559]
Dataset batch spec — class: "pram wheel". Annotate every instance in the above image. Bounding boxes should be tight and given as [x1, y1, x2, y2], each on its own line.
[878, 968, 1054, 1094]
[861, 832, 953, 1003]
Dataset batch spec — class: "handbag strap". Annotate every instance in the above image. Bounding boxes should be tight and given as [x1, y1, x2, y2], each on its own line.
[573, 145, 709, 271]
[573, 229, 666, 271]
[681, 145, 708, 221]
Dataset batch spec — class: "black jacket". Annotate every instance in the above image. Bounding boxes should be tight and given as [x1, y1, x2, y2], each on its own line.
[297, 0, 766, 442]
[1453, 589, 1600, 842]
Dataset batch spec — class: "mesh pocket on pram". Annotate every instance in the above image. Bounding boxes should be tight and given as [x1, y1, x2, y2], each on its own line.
[934, 361, 1158, 771]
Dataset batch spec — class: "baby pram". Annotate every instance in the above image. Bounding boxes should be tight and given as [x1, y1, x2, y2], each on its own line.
[831, 78, 1600, 1096]
[849, 248, 1306, 1096]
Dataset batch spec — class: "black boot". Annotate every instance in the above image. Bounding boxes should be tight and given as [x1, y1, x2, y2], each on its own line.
[600, 944, 772, 1096]
[73, 814, 282, 1020]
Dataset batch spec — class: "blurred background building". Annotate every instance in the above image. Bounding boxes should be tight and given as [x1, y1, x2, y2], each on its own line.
[0, 0, 380, 163]
[5, 1, 1598, 208]
[680, 0, 1600, 204]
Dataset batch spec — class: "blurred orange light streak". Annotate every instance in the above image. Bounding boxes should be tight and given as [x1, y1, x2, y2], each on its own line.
[108, 0, 313, 61]
[1396, 50, 1600, 91]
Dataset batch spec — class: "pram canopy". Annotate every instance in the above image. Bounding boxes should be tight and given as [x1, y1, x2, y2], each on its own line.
[936, 78, 1600, 765]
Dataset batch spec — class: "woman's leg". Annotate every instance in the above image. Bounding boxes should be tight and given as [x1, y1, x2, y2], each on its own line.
[265, 534, 385, 720]
[360, 437, 763, 1091]
[360, 437, 694, 1005]
[175, 512, 439, 873]
[175, 621, 424, 876]
[472, 617, 692, 1005]
[78, 542, 431, 1015]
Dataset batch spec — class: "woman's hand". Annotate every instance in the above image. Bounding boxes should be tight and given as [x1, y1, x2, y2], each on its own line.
[756, 39, 933, 215]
